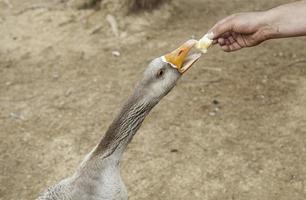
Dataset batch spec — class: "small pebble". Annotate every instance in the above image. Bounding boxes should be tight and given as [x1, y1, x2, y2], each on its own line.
[10, 112, 25, 120]
[65, 88, 73, 97]
[112, 51, 120, 57]
[209, 112, 216, 116]
[52, 73, 59, 79]
[170, 149, 178, 153]
[212, 99, 219, 105]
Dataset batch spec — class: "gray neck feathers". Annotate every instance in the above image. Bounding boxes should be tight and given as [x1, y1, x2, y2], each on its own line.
[67, 91, 158, 197]
[92, 93, 157, 161]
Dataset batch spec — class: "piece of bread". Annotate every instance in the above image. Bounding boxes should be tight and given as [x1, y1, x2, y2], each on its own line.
[195, 32, 213, 53]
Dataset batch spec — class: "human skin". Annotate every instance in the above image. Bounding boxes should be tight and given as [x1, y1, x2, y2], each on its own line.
[209, 0, 306, 52]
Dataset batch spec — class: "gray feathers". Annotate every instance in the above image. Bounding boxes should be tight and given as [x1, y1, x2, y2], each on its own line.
[94, 97, 155, 159]
[37, 57, 181, 200]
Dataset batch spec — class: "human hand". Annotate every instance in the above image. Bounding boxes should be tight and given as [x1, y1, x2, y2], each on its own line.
[209, 1, 306, 52]
[209, 12, 276, 52]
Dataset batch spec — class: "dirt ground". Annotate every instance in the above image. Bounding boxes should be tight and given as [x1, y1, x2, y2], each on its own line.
[1, 0, 306, 199]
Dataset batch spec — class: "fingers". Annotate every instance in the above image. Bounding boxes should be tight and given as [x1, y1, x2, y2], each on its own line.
[215, 31, 244, 52]
[209, 15, 236, 39]
[209, 12, 268, 52]
[216, 32, 235, 46]
[220, 42, 243, 52]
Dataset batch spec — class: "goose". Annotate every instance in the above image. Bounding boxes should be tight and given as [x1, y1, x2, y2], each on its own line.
[37, 39, 202, 200]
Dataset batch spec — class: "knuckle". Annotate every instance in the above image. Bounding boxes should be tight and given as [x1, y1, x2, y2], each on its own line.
[231, 12, 244, 18]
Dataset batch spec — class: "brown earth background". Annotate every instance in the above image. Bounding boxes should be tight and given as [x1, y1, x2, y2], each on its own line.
[1, 0, 306, 199]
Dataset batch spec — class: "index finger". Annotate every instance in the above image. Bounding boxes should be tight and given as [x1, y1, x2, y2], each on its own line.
[209, 15, 236, 39]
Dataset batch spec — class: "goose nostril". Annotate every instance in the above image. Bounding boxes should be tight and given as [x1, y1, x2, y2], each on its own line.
[178, 50, 184, 56]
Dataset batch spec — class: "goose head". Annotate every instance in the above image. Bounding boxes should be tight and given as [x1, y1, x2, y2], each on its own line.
[135, 39, 201, 103]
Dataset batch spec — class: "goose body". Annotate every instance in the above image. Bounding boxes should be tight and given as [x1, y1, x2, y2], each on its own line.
[37, 40, 201, 200]
[38, 152, 127, 200]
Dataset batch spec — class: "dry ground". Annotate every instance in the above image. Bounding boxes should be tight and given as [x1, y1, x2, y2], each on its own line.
[1, 0, 306, 199]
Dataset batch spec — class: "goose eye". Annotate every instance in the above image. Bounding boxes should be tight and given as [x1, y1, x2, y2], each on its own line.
[156, 69, 164, 78]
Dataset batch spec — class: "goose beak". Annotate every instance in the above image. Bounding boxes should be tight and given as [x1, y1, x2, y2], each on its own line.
[162, 39, 202, 74]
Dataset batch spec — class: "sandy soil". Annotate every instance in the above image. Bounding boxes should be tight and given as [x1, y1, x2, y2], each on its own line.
[1, 0, 306, 199]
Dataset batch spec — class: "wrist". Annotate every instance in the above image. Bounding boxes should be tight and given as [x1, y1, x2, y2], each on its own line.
[258, 10, 281, 40]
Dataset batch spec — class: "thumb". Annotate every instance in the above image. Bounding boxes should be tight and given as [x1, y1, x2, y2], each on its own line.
[209, 15, 235, 39]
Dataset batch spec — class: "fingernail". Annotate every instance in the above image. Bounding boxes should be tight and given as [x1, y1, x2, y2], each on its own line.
[206, 32, 214, 40]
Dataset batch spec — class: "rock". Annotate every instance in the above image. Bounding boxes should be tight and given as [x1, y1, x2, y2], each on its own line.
[212, 99, 219, 105]
[112, 51, 120, 57]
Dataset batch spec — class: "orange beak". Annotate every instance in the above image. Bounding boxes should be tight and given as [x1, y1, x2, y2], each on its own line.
[162, 39, 201, 73]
